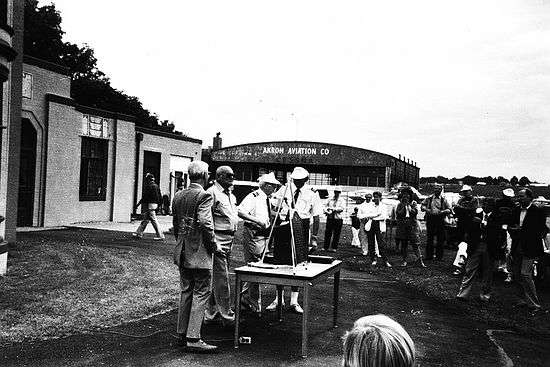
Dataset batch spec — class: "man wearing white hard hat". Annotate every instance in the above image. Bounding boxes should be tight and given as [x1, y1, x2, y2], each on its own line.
[324, 186, 345, 252]
[266, 166, 322, 314]
[237, 172, 281, 313]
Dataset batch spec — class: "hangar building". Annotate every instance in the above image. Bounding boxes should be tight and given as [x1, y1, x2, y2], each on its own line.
[207, 135, 419, 191]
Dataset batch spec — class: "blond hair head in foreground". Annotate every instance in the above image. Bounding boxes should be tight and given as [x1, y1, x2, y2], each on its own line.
[342, 314, 416, 367]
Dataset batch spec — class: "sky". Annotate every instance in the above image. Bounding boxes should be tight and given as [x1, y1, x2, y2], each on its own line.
[40, 0, 550, 181]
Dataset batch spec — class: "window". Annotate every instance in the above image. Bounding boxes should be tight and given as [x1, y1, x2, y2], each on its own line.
[81, 114, 112, 139]
[22, 73, 32, 99]
[308, 172, 331, 186]
[79, 137, 108, 201]
[0, 1, 6, 25]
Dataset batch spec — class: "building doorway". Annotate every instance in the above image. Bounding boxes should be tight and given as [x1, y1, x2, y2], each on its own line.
[17, 119, 37, 226]
[142, 150, 161, 191]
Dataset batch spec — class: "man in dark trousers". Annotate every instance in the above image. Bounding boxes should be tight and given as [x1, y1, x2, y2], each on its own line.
[456, 198, 491, 301]
[172, 161, 221, 352]
[510, 188, 549, 312]
[323, 186, 345, 252]
[421, 184, 451, 260]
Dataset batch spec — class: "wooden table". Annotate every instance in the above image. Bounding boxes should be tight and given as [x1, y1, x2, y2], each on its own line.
[233, 260, 342, 358]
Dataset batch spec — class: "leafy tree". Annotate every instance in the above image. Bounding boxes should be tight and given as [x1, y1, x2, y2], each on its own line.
[496, 176, 509, 184]
[510, 176, 519, 186]
[519, 176, 530, 187]
[23, 0, 174, 131]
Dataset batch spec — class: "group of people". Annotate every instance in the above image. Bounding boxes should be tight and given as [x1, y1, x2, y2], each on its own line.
[454, 186, 548, 312]
[171, 161, 322, 352]
[142, 160, 548, 355]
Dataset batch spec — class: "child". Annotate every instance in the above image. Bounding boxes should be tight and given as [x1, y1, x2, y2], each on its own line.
[342, 314, 416, 367]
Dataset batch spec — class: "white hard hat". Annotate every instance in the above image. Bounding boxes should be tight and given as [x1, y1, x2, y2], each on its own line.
[290, 167, 309, 180]
[258, 172, 280, 185]
[502, 188, 514, 197]
[460, 184, 472, 192]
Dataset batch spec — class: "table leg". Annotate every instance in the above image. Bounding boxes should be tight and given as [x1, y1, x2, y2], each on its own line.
[276, 285, 283, 321]
[333, 270, 340, 327]
[301, 283, 310, 358]
[234, 275, 242, 349]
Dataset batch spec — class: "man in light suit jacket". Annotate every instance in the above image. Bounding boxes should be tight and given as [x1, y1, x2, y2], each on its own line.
[172, 160, 220, 352]
[510, 188, 549, 311]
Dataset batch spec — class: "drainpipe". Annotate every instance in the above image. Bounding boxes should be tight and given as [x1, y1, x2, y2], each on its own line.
[133, 132, 143, 216]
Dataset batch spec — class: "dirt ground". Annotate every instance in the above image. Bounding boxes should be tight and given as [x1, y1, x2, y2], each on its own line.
[2, 226, 550, 367]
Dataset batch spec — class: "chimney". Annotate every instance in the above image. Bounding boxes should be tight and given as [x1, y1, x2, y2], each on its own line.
[213, 132, 222, 150]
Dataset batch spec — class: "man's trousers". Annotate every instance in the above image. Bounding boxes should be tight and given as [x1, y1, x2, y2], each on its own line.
[205, 250, 235, 322]
[177, 267, 211, 339]
[457, 243, 492, 298]
[324, 218, 343, 250]
[241, 227, 266, 311]
[425, 216, 446, 260]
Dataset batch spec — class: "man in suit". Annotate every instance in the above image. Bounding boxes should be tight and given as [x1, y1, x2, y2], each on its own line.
[510, 188, 549, 311]
[172, 160, 220, 352]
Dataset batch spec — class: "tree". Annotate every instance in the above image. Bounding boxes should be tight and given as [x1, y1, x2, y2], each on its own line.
[519, 176, 530, 187]
[496, 176, 509, 184]
[23, 0, 174, 131]
[510, 176, 519, 186]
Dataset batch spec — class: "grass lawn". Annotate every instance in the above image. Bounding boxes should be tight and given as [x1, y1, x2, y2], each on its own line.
[1, 222, 549, 349]
[0, 228, 180, 344]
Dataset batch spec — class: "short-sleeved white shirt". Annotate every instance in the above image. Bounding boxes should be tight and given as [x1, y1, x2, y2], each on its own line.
[238, 188, 271, 225]
[272, 183, 322, 220]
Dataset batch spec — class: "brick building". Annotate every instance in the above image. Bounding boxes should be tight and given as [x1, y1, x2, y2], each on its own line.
[0, 0, 23, 275]
[18, 56, 202, 228]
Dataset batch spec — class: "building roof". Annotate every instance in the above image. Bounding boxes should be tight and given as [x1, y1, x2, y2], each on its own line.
[211, 140, 418, 168]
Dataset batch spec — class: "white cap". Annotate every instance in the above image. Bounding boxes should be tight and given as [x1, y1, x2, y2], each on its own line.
[290, 167, 309, 180]
[333, 186, 343, 192]
[460, 184, 472, 192]
[502, 188, 514, 197]
[258, 172, 280, 185]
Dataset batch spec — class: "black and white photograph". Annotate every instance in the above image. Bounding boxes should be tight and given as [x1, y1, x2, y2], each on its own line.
[1, 1, 550, 366]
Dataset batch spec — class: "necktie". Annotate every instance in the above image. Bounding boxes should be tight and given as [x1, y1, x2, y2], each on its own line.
[292, 189, 300, 209]
[266, 196, 272, 218]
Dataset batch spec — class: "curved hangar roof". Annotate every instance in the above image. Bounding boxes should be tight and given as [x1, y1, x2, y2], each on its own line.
[211, 141, 397, 167]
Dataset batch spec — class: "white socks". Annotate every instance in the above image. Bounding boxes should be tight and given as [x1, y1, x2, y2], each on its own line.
[273, 290, 300, 305]
[290, 291, 299, 305]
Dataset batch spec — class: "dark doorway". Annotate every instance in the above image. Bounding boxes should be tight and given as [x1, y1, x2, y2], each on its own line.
[17, 119, 37, 226]
[142, 150, 161, 194]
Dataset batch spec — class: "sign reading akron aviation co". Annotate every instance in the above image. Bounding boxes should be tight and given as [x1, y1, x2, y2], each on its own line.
[211, 141, 392, 167]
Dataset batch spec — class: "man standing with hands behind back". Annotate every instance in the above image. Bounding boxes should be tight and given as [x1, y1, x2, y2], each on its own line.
[205, 166, 239, 326]
[172, 160, 220, 353]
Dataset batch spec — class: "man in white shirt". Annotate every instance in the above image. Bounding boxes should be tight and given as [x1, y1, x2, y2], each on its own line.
[324, 187, 345, 252]
[237, 172, 280, 313]
[357, 192, 378, 257]
[266, 167, 322, 314]
[363, 191, 391, 267]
